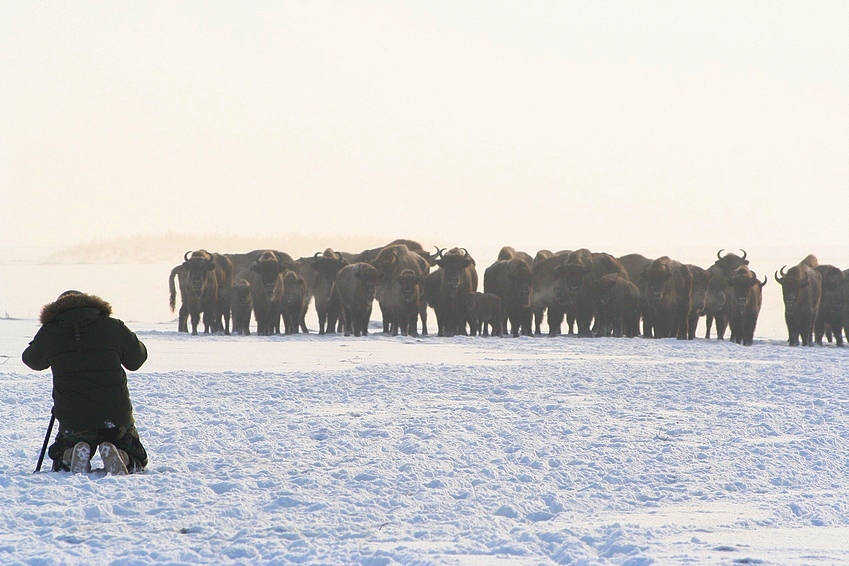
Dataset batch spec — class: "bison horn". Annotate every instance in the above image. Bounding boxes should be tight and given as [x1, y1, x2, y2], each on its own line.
[184, 250, 192, 262]
[461, 248, 469, 258]
[434, 246, 445, 259]
[739, 249, 747, 261]
[717, 249, 725, 260]
[760, 275, 767, 287]
[314, 251, 322, 259]
[780, 265, 787, 277]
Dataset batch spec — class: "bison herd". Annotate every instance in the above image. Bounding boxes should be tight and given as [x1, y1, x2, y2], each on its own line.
[168, 241, 848, 347]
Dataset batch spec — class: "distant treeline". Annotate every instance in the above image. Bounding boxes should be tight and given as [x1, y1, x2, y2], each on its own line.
[42, 233, 396, 263]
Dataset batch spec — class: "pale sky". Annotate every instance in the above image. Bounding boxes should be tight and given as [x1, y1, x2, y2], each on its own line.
[2, 1, 848, 256]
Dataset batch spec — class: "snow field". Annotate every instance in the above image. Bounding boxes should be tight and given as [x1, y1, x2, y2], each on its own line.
[2, 321, 849, 564]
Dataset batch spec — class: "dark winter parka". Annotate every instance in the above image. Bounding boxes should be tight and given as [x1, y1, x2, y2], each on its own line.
[22, 292, 147, 433]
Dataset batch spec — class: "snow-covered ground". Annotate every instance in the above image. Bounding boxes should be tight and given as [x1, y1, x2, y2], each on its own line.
[2, 316, 849, 565]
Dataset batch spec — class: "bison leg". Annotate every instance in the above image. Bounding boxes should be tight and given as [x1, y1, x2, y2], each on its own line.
[566, 311, 577, 335]
[222, 309, 231, 335]
[342, 308, 352, 336]
[687, 312, 699, 340]
[533, 307, 544, 336]
[419, 304, 428, 336]
[407, 309, 419, 337]
[547, 306, 564, 337]
[202, 309, 214, 334]
[190, 310, 201, 336]
[676, 307, 690, 340]
[714, 313, 728, 340]
[832, 319, 843, 345]
[178, 303, 189, 333]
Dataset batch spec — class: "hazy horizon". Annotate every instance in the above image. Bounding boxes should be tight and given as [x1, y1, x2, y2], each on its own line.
[2, 2, 848, 255]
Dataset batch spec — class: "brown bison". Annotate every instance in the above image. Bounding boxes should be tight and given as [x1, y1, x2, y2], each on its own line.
[461, 292, 503, 337]
[169, 250, 234, 335]
[168, 264, 189, 333]
[686, 264, 711, 340]
[332, 262, 379, 337]
[249, 250, 287, 336]
[704, 250, 749, 340]
[775, 256, 822, 346]
[281, 270, 310, 335]
[395, 268, 423, 337]
[616, 253, 652, 337]
[309, 249, 350, 334]
[484, 250, 533, 337]
[529, 250, 573, 336]
[814, 264, 844, 346]
[595, 273, 640, 338]
[230, 277, 252, 336]
[728, 265, 767, 346]
[553, 249, 629, 337]
[640, 256, 693, 339]
[432, 247, 478, 337]
[371, 244, 430, 336]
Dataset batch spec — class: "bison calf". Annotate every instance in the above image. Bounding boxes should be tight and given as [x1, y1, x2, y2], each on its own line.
[333, 263, 379, 337]
[461, 292, 503, 337]
[596, 274, 640, 338]
[230, 278, 252, 335]
[281, 271, 310, 335]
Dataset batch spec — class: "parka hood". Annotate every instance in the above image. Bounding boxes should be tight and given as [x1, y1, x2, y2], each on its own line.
[40, 292, 112, 325]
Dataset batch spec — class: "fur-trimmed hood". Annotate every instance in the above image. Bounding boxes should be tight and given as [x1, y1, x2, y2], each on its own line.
[40, 292, 112, 325]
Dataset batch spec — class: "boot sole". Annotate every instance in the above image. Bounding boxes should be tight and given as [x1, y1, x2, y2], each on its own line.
[100, 442, 129, 475]
[69, 442, 91, 474]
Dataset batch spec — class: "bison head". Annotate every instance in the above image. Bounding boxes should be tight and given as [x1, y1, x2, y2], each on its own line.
[396, 269, 421, 305]
[251, 251, 286, 299]
[354, 263, 379, 300]
[371, 246, 404, 283]
[435, 248, 472, 295]
[282, 271, 306, 307]
[729, 266, 765, 313]
[182, 250, 216, 297]
[640, 262, 674, 310]
[311, 250, 348, 288]
[553, 261, 590, 306]
[596, 274, 621, 306]
[713, 249, 749, 276]
[775, 265, 809, 311]
[233, 279, 252, 307]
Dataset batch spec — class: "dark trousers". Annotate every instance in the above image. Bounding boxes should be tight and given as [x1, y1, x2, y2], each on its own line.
[48, 425, 148, 473]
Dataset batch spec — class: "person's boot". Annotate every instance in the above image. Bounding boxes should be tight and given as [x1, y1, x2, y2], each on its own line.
[99, 442, 129, 475]
[64, 441, 91, 474]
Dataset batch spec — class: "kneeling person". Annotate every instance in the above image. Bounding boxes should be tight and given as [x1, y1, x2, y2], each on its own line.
[22, 290, 149, 474]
